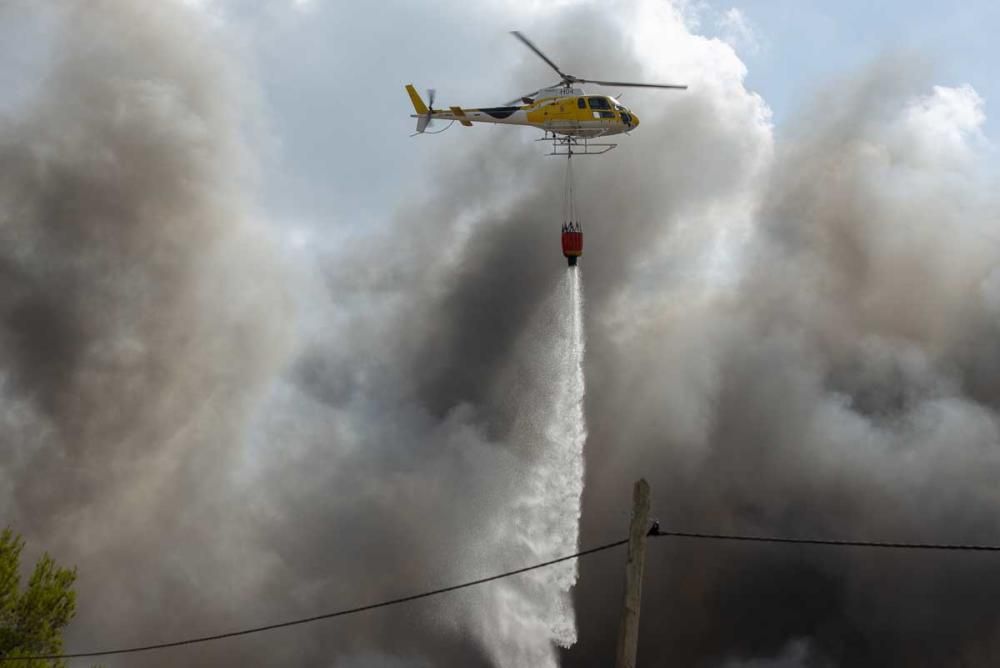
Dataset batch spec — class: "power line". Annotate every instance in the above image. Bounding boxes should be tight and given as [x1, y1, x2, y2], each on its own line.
[2, 538, 629, 662]
[9, 528, 1000, 663]
[650, 528, 1000, 551]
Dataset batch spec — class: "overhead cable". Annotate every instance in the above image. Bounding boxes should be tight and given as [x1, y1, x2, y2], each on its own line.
[650, 528, 1000, 551]
[10, 527, 1000, 662]
[2, 538, 629, 662]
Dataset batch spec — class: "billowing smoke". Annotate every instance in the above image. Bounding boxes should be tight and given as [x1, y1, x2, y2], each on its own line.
[0, 1, 292, 664]
[4, 0, 1000, 666]
[568, 21, 1000, 668]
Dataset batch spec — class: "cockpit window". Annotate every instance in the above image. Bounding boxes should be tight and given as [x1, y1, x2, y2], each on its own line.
[577, 98, 586, 109]
[587, 96, 610, 110]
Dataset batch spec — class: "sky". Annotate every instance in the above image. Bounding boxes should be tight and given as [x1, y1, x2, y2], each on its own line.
[700, 0, 999, 133]
[3, 1, 1000, 667]
[231, 0, 1000, 229]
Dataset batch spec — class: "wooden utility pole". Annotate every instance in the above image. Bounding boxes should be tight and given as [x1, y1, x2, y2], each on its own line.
[615, 478, 651, 668]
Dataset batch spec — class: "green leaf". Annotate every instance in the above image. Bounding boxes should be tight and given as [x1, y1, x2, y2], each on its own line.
[0, 529, 77, 668]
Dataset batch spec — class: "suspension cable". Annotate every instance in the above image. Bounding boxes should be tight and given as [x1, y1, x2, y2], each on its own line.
[563, 152, 576, 227]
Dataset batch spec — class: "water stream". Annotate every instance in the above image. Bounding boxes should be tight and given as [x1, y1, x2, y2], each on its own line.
[466, 270, 588, 667]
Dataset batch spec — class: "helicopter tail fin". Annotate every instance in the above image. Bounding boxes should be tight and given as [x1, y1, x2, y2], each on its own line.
[405, 84, 428, 115]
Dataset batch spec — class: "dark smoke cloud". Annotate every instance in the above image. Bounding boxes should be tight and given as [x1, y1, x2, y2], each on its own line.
[1, 1, 291, 664]
[569, 42, 1000, 668]
[5, 0, 1000, 666]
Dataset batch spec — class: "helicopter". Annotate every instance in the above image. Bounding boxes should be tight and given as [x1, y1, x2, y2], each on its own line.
[406, 31, 687, 155]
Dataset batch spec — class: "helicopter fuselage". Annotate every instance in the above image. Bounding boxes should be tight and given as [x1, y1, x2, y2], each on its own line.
[407, 86, 639, 139]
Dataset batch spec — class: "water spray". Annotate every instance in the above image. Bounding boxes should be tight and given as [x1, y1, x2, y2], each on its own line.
[467, 271, 587, 668]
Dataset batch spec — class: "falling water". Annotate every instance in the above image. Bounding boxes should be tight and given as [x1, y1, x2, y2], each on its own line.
[463, 270, 588, 667]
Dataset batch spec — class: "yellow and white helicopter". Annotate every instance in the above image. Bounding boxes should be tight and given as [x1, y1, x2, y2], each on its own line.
[406, 31, 686, 155]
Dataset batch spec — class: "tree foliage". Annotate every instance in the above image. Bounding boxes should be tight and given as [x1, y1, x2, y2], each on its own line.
[0, 529, 76, 667]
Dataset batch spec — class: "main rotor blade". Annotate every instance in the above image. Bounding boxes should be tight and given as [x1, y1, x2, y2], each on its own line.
[510, 31, 567, 80]
[580, 79, 688, 90]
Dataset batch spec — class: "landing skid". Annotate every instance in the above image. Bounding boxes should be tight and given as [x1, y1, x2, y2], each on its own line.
[539, 132, 617, 156]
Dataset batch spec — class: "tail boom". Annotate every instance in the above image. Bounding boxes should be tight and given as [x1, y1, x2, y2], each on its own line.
[405, 85, 529, 132]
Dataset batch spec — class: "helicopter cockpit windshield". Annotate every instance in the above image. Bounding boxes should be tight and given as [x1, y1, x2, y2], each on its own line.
[611, 99, 637, 128]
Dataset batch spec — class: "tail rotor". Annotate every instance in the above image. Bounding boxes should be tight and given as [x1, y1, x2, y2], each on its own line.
[406, 84, 455, 136]
[415, 88, 436, 134]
